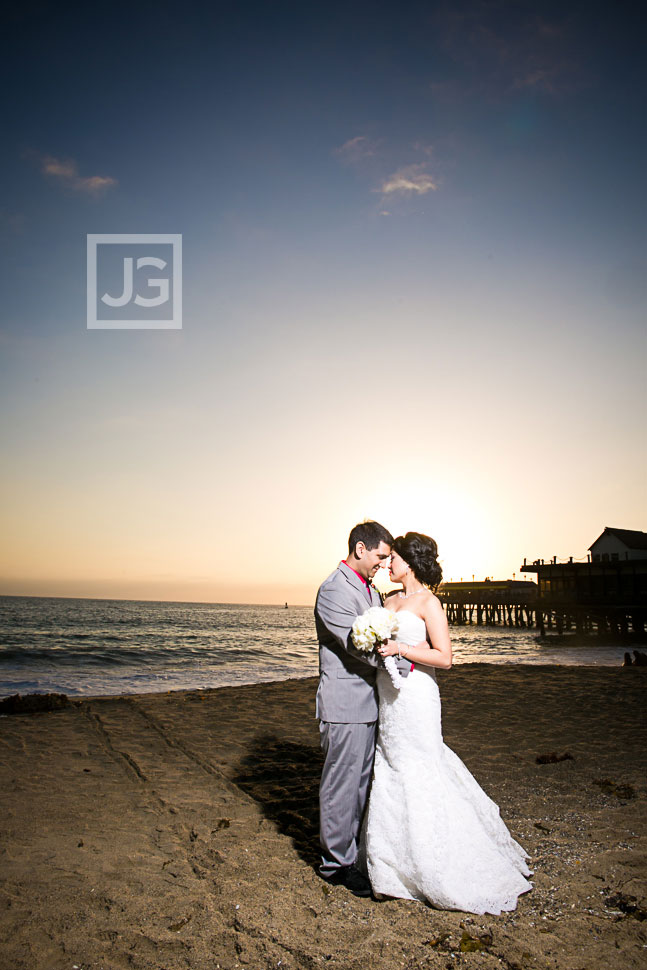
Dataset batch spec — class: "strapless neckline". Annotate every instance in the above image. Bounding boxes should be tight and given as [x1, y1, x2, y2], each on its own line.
[389, 609, 426, 649]
[393, 609, 425, 624]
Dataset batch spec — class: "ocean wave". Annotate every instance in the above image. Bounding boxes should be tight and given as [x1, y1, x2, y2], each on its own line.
[0, 596, 629, 701]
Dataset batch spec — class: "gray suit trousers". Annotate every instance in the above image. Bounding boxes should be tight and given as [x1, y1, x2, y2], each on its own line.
[318, 720, 377, 877]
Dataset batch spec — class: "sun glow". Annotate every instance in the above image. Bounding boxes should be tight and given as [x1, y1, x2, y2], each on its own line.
[362, 482, 499, 592]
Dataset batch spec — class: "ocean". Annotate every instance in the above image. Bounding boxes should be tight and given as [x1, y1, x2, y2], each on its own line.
[0, 595, 630, 699]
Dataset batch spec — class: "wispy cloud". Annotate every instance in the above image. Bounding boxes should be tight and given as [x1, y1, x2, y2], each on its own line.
[431, 3, 588, 100]
[334, 138, 440, 209]
[36, 153, 117, 195]
[378, 163, 438, 196]
[334, 135, 380, 164]
[512, 68, 563, 95]
[412, 142, 435, 158]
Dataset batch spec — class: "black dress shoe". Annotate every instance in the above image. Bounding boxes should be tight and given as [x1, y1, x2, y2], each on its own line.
[324, 865, 372, 897]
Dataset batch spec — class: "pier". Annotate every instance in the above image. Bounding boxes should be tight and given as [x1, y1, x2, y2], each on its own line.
[437, 529, 647, 642]
[437, 580, 538, 628]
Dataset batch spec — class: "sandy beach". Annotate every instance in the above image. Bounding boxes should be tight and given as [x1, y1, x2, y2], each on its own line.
[0, 665, 645, 970]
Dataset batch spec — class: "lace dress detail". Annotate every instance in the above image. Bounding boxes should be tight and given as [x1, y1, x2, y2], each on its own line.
[362, 610, 532, 915]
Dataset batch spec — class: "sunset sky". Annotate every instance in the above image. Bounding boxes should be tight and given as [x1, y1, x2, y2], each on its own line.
[1, 0, 645, 605]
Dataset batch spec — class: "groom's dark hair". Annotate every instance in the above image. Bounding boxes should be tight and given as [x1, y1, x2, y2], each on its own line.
[348, 520, 394, 555]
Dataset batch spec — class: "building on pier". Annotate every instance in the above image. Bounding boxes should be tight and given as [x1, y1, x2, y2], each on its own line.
[437, 579, 537, 602]
[589, 527, 647, 563]
[520, 527, 647, 639]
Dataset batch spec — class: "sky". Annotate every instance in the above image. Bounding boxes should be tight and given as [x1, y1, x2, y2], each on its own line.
[0, 0, 645, 605]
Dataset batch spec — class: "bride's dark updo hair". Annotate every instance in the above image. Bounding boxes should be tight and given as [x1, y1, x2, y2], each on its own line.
[393, 532, 443, 591]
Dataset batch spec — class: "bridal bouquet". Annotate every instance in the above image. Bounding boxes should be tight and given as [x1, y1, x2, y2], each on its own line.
[351, 607, 402, 690]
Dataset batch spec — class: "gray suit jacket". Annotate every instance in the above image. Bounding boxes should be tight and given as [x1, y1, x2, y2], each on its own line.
[314, 561, 409, 723]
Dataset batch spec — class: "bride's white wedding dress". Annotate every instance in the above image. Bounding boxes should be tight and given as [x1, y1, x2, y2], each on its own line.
[362, 610, 532, 915]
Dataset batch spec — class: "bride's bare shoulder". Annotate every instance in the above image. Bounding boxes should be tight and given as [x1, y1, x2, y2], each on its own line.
[384, 590, 402, 605]
[422, 590, 445, 614]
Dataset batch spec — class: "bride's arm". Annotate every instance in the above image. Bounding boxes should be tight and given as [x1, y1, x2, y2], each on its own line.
[378, 596, 452, 669]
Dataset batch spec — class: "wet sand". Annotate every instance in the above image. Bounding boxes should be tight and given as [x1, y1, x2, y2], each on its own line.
[0, 665, 645, 970]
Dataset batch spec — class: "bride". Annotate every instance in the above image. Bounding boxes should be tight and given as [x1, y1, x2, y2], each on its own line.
[362, 532, 532, 915]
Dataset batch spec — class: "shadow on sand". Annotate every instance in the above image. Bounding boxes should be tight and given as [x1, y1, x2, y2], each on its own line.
[233, 734, 323, 867]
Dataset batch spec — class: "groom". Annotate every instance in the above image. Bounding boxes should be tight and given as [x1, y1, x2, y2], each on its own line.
[314, 520, 410, 897]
